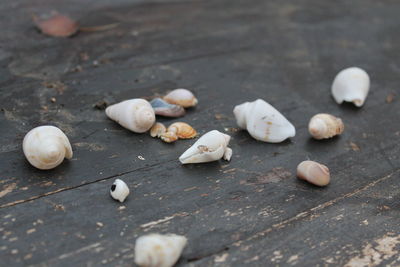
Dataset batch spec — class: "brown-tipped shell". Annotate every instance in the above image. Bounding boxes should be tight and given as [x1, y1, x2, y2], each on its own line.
[167, 122, 197, 139]
[297, 160, 330, 186]
[160, 132, 178, 143]
[163, 89, 198, 108]
[150, 122, 166, 138]
[308, 113, 344, 140]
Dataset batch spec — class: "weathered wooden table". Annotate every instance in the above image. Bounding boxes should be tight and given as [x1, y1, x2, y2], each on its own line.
[1, 0, 399, 266]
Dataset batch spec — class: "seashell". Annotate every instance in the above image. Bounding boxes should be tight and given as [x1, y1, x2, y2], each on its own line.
[33, 12, 79, 38]
[160, 132, 178, 143]
[331, 67, 370, 107]
[179, 130, 232, 164]
[105, 99, 155, 133]
[233, 99, 296, 143]
[150, 122, 167, 138]
[167, 122, 197, 139]
[297, 160, 330, 186]
[110, 179, 130, 202]
[308, 113, 344, 140]
[163, 89, 198, 108]
[150, 98, 186, 117]
[134, 233, 187, 267]
[23, 125, 73, 170]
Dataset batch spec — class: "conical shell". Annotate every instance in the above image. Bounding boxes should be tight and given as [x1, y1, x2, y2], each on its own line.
[150, 98, 186, 117]
[297, 160, 330, 186]
[167, 122, 197, 139]
[233, 99, 296, 143]
[308, 113, 344, 140]
[150, 122, 167, 138]
[179, 130, 232, 164]
[331, 67, 370, 107]
[134, 233, 187, 267]
[163, 89, 198, 108]
[23, 126, 73, 170]
[105, 99, 155, 133]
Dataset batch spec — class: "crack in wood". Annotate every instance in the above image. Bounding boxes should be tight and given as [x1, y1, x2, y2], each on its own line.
[0, 159, 177, 209]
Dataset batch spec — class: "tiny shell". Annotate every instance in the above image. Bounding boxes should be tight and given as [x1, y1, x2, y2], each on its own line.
[331, 67, 370, 107]
[297, 160, 330, 186]
[233, 99, 295, 143]
[23, 126, 73, 170]
[105, 99, 155, 133]
[110, 179, 130, 202]
[33, 13, 79, 37]
[163, 89, 198, 108]
[179, 130, 232, 164]
[160, 132, 178, 143]
[134, 233, 187, 267]
[150, 122, 167, 138]
[150, 98, 186, 117]
[308, 113, 344, 140]
[167, 122, 197, 139]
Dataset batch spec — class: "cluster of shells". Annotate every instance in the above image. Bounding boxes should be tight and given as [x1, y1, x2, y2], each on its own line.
[21, 66, 370, 267]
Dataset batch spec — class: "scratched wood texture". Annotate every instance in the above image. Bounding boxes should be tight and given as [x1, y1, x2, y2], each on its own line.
[1, 0, 399, 266]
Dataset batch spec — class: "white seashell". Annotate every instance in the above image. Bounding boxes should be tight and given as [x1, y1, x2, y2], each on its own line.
[23, 126, 73, 170]
[308, 113, 344, 140]
[134, 233, 187, 267]
[179, 130, 232, 164]
[297, 160, 330, 186]
[331, 67, 370, 107]
[110, 179, 130, 202]
[163, 89, 198, 108]
[233, 99, 295, 143]
[105, 99, 155, 133]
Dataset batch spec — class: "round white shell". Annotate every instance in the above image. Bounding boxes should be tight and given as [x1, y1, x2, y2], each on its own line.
[179, 130, 232, 164]
[233, 99, 296, 143]
[23, 125, 73, 170]
[331, 67, 370, 107]
[105, 99, 155, 133]
[134, 233, 187, 267]
[110, 179, 130, 202]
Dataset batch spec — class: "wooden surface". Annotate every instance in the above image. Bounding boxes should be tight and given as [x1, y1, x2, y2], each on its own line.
[1, 0, 400, 266]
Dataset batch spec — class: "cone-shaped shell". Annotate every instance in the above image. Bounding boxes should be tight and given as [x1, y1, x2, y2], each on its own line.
[179, 130, 232, 164]
[308, 114, 344, 140]
[163, 89, 198, 108]
[23, 126, 73, 170]
[150, 98, 186, 117]
[297, 160, 330, 186]
[233, 99, 296, 143]
[105, 99, 155, 133]
[331, 67, 370, 107]
[134, 233, 187, 267]
[167, 122, 197, 139]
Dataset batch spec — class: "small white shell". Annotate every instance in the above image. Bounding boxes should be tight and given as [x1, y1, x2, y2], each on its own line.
[233, 99, 296, 143]
[105, 99, 155, 133]
[308, 113, 344, 140]
[23, 126, 73, 170]
[297, 160, 330, 187]
[110, 179, 129, 202]
[163, 89, 198, 108]
[134, 233, 187, 267]
[331, 67, 370, 107]
[179, 130, 232, 164]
